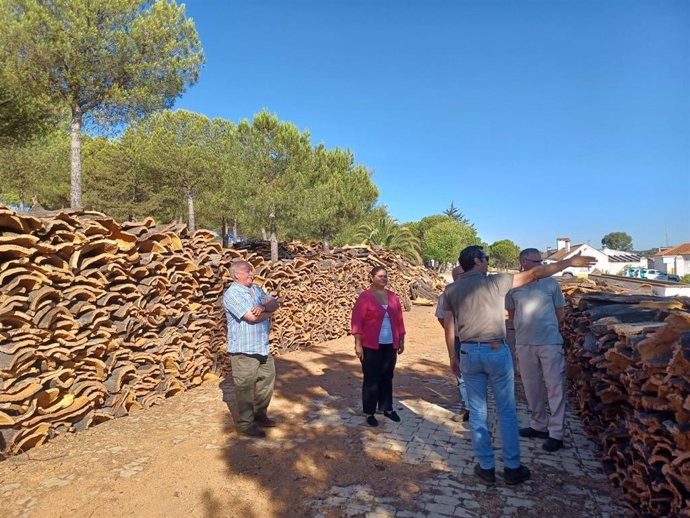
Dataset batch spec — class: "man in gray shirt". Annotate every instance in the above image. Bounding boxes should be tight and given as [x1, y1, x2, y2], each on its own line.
[443, 245, 594, 485]
[506, 248, 567, 452]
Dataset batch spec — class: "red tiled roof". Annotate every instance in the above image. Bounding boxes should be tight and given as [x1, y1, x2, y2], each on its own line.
[654, 243, 690, 256]
[545, 244, 586, 262]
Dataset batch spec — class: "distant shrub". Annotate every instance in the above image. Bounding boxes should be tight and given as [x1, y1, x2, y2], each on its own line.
[681, 274, 690, 285]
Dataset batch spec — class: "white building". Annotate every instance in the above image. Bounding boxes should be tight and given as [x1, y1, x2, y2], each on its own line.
[543, 237, 645, 276]
[600, 247, 648, 274]
[653, 243, 690, 277]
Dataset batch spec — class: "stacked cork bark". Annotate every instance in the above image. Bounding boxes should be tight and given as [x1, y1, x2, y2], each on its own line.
[561, 281, 690, 517]
[0, 205, 442, 457]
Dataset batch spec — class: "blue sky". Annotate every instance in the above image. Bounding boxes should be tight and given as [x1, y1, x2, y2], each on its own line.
[177, 0, 689, 251]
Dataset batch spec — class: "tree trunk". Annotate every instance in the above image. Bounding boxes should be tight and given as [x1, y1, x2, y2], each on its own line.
[221, 217, 228, 248]
[70, 106, 83, 209]
[261, 228, 267, 241]
[269, 206, 278, 262]
[322, 229, 331, 254]
[232, 218, 238, 244]
[187, 189, 195, 232]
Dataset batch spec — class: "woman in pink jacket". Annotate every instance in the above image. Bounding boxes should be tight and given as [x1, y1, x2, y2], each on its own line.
[351, 266, 406, 427]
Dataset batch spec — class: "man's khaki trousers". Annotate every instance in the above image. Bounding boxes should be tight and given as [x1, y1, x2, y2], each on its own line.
[229, 353, 275, 431]
[516, 344, 566, 440]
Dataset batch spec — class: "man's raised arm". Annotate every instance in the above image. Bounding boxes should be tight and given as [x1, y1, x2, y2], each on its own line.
[512, 255, 597, 289]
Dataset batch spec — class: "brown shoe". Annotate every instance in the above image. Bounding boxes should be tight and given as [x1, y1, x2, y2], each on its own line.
[238, 425, 266, 438]
[254, 414, 277, 428]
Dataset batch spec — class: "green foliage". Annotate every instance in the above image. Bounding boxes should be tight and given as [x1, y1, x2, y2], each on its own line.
[442, 202, 472, 225]
[414, 215, 453, 240]
[601, 231, 633, 252]
[680, 274, 690, 285]
[405, 213, 480, 267]
[0, 0, 204, 207]
[298, 145, 378, 251]
[83, 133, 166, 221]
[235, 110, 315, 258]
[0, 72, 63, 146]
[0, 106, 382, 251]
[355, 214, 422, 262]
[0, 130, 70, 209]
[196, 125, 250, 239]
[488, 239, 520, 270]
[130, 110, 230, 230]
[422, 219, 481, 269]
[334, 206, 389, 247]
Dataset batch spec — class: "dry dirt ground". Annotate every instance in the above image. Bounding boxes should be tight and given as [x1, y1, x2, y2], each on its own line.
[0, 305, 631, 518]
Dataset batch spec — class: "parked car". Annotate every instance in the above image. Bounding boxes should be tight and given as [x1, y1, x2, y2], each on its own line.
[644, 269, 673, 281]
[667, 274, 681, 282]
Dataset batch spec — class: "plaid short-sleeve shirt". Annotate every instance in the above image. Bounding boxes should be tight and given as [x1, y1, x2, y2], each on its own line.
[223, 282, 272, 355]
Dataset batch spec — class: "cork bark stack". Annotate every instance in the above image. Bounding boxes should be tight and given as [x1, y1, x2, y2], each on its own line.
[0, 205, 442, 457]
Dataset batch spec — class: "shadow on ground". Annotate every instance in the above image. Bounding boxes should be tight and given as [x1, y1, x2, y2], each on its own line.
[204, 347, 459, 518]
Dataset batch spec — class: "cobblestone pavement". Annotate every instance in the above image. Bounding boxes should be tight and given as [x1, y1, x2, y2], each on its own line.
[302, 390, 630, 518]
[0, 306, 633, 518]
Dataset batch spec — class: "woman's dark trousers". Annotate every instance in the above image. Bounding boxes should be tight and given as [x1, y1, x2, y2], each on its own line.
[362, 343, 397, 414]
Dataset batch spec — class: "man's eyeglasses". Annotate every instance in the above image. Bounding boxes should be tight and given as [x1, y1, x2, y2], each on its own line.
[482, 255, 490, 262]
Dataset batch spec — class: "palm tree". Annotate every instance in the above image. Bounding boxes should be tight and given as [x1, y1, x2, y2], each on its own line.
[355, 214, 422, 262]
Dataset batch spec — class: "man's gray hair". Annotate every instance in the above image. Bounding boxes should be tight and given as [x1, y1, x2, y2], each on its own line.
[519, 248, 541, 260]
[230, 260, 252, 278]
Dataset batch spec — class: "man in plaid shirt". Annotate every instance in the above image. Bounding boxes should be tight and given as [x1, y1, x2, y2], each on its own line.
[223, 260, 280, 438]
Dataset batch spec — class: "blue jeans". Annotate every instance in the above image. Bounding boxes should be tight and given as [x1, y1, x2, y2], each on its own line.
[459, 342, 521, 469]
[454, 338, 468, 407]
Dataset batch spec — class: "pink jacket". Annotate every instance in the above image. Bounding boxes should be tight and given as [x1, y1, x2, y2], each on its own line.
[351, 289, 406, 350]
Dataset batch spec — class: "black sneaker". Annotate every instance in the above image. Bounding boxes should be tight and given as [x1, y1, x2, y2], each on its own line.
[383, 410, 401, 422]
[366, 415, 379, 427]
[238, 425, 266, 438]
[473, 463, 496, 484]
[504, 465, 531, 485]
[519, 427, 549, 439]
[254, 414, 277, 428]
[543, 438, 564, 452]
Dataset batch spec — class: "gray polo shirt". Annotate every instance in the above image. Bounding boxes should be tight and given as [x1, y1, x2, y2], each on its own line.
[505, 277, 565, 346]
[443, 270, 514, 343]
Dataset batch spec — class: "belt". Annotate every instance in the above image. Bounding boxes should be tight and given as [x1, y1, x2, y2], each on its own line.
[460, 341, 504, 349]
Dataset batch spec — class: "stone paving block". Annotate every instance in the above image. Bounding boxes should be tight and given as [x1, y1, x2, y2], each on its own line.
[434, 494, 461, 507]
[452, 506, 480, 517]
[505, 496, 534, 508]
[311, 379, 631, 518]
[345, 504, 371, 517]
[423, 502, 455, 516]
